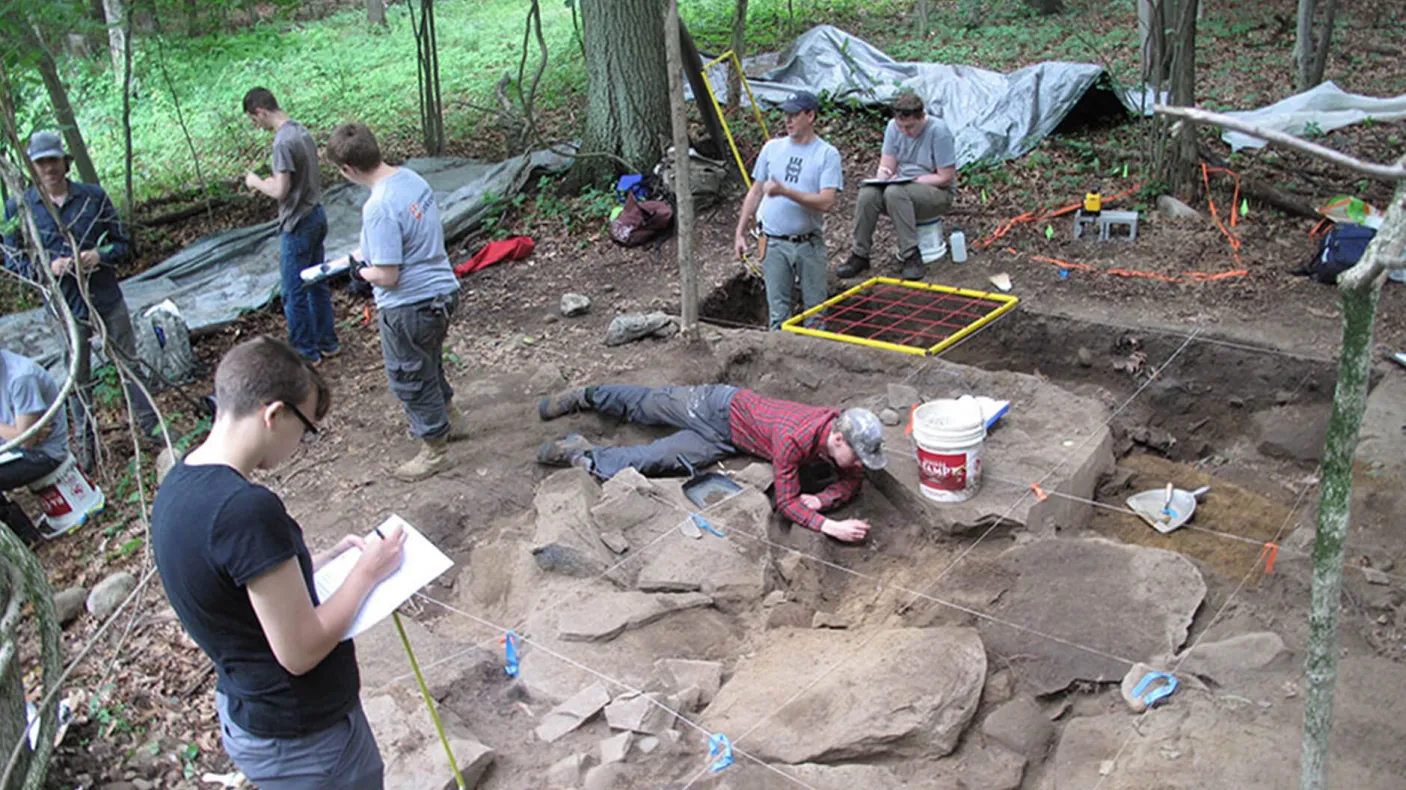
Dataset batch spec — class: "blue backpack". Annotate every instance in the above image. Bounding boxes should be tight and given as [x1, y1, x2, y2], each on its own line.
[1299, 223, 1377, 284]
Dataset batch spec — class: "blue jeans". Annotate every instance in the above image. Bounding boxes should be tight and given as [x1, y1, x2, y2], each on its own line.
[586, 384, 738, 479]
[280, 205, 338, 361]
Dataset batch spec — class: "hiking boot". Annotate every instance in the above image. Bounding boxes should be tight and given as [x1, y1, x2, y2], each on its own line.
[536, 433, 594, 469]
[900, 250, 926, 281]
[836, 253, 871, 279]
[446, 402, 471, 441]
[394, 437, 452, 482]
[538, 387, 592, 421]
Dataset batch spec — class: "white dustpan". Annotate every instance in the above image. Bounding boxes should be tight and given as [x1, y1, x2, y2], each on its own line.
[1127, 485, 1210, 534]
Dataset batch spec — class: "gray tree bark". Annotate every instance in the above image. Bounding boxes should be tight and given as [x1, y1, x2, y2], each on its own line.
[367, 0, 386, 26]
[101, 0, 126, 82]
[726, 0, 748, 114]
[1299, 0, 1338, 91]
[664, 0, 697, 335]
[570, 0, 671, 187]
[1167, 0, 1199, 196]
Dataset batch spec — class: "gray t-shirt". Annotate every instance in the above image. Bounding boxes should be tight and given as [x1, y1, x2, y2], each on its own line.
[0, 349, 68, 462]
[882, 117, 957, 183]
[752, 135, 844, 237]
[359, 168, 460, 310]
[271, 120, 322, 233]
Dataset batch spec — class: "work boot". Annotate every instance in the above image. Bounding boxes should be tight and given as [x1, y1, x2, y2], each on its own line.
[900, 250, 926, 281]
[836, 253, 871, 279]
[394, 436, 452, 482]
[446, 402, 471, 441]
[536, 433, 594, 470]
[539, 387, 593, 421]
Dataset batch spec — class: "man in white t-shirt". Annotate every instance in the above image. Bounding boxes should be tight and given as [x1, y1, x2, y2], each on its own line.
[733, 92, 844, 330]
[838, 92, 957, 282]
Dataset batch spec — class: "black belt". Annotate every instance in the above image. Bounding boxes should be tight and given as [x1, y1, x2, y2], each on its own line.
[764, 232, 818, 243]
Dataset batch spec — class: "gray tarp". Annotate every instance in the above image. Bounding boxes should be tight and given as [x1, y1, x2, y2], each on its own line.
[694, 25, 1114, 167]
[1, 148, 573, 368]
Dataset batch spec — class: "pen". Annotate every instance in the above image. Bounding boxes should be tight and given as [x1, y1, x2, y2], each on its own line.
[374, 527, 385, 539]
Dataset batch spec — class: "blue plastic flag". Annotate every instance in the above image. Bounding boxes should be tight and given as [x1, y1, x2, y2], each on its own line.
[709, 733, 734, 773]
[1130, 671, 1177, 708]
[504, 631, 520, 678]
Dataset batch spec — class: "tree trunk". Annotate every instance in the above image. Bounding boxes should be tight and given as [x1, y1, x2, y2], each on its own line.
[121, 0, 135, 214]
[1300, 178, 1406, 790]
[101, 0, 126, 78]
[1295, 0, 1316, 91]
[1166, 0, 1199, 196]
[664, 0, 697, 336]
[570, 0, 671, 187]
[33, 45, 101, 186]
[678, 21, 726, 162]
[917, 0, 929, 37]
[367, 0, 386, 26]
[1304, 0, 1339, 91]
[1137, 0, 1169, 88]
[726, 0, 749, 114]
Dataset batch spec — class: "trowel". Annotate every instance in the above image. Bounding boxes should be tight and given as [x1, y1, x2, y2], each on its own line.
[1127, 485, 1210, 534]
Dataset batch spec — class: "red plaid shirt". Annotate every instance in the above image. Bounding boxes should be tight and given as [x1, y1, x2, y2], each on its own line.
[728, 389, 864, 531]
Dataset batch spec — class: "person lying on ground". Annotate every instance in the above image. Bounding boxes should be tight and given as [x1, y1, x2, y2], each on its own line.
[732, 91, 844, 331]
[536, 384, 886, 543]
[152, 337, 406, 790]
[323, 122, 467, 482]
[837, 91, 957, 282]
[0, 347, 70, 544]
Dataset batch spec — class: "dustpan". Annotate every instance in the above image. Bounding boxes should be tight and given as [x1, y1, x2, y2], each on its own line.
[677, 455, 743, 509]
[1127, 486, 1209, 534]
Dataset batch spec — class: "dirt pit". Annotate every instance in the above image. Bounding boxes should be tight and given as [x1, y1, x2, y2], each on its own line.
[275, 313, 1406, 790]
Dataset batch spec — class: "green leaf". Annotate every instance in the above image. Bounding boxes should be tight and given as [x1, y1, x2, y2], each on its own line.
[1240, 198, 1249, 216]
[1122, 163, 1129, 178]
[1044, 224, 1054, 240]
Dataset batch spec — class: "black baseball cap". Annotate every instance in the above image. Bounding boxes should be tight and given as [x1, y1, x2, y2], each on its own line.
[780, 91, 820, 113]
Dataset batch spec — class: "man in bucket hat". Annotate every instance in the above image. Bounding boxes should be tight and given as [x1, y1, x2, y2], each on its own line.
[2, 131, 165, 464]
[537, 384, 885, 543]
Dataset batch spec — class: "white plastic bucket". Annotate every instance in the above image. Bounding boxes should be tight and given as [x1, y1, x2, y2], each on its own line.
[912, 398, 987, 502]
[26, 454, 104, 538]
[916, 217, 947, 263]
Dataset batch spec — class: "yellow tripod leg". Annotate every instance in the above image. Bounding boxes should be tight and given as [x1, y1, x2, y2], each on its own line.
[393, 611, 467, 790]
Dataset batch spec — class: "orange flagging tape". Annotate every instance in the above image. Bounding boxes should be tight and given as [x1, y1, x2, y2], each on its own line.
[1013, 246, 1248, 284]
[975, 182, 1143, 249]
[1031, 255, 1092, 271]
[904, 403, 919, 437]
[1201, 163, 1244, 266]
[1107, 268, 1179, 283]
[1030, 483, 1048, 501]
[1260, 543, 1279, 574]
[362, 305, 373, 325]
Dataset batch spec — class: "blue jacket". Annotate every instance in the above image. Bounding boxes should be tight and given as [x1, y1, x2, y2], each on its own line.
[3, 180, 131, 321]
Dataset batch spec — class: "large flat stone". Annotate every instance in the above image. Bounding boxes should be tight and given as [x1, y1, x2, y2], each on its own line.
[357, 615, 490, 698]
[534, 683, 611, 743]
[701, 627, 985, 763]
[635, 488, 770, 610]
[364, 687, 495, 789]
[870, 368, 1113, 536]
[590, 467, 671, 534]
[556, 591, 713, 642]
[941, 537, 1205, 695]
[708, 742, 1024, 789]
[655, 658, 724, 705]
[531, 469, 617, 580]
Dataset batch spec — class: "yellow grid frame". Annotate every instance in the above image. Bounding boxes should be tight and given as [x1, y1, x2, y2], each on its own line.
[701, 50, 771, 189]
[780, 277, 1021, 356]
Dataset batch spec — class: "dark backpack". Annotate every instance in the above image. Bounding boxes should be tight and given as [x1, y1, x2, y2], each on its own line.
[609, 193, 674, 248]
[1298, 223, 1377, 284]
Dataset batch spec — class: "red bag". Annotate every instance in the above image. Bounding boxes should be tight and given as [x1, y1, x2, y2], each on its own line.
[609, 193, 674, 247]
[455, 236, 535, 277]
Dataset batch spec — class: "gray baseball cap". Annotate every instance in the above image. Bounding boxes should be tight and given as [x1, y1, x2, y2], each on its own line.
[26, 131, 68, 161]
[780, 91, 820, 113]
[836, 408, 887, 470]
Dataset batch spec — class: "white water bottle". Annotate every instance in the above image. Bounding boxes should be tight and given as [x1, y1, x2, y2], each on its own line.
[950, 228, 968, 263]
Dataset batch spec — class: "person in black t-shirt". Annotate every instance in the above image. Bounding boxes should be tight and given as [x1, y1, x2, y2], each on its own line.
[152, 337, 405, 789]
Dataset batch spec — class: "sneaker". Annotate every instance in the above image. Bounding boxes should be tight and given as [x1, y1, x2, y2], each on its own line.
[900, 250, 926, 281]
[536, 433, 594, 469]
[394, 437, 452, 482]
[836, 253, 871, 279]
[538, 388, 592, 421]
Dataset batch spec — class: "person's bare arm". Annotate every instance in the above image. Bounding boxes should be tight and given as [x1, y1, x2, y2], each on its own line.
[874, 154, 900, 179]
[764, 182, 838, 213]
[311, 534, 367, 572]
[733, 180, 765, 258]
[358, 263, 401, 287]
[247, 527, 406, 676]
[914, 165, 956, 189]
[0, 413, 50, 449]
[244, 171, 292, 201]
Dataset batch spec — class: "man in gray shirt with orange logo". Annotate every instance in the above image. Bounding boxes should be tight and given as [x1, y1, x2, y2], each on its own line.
[733, 91, 843, 330]
[838, 92, 957, 282]
[243, 87, 340, 364]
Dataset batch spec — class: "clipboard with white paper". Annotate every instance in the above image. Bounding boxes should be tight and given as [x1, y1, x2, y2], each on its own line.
[312, 514, 453, 640]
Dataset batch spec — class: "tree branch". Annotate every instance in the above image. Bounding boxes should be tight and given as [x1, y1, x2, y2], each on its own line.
[1155, 104, 1406, 181]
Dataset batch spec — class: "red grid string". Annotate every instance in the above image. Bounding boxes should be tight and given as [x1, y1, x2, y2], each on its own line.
[819, 283, 1007, 350]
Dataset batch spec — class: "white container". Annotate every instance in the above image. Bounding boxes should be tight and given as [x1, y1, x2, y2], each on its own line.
[950, 229, 968, 263]
[915, 217, 947, 263]
[26, 454, 104, 538]
[911, 398, 987, 503]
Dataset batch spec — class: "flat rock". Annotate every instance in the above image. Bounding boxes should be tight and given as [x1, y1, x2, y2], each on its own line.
[1156, 194, 1203, 220]
[561, 292, 591, 317]
[556, 591, 713, 642]
[599, 731, 631, 764]
[655, 658, 723, 705]
[364, 689, 495, 789]
[599, 530, 630, 554]
[701, 627, 985, 763]
[604, 312, 678, 346]
[605, 691, 671, 734]
[531, 469, 616, 581]
[947, 538, 1205, 695]
[983, 695, 1053, 759]
[1174, 632, 1287, 685]
[734, 462, 774, 491]
[358, 615, 489, 699]
[54, 587, 87, 626]
[546, 754, 587, 787]
[886, 383, 920, 411]
[1119, 662, 1162, 713]
[871, 368, 1113, 536]
[534, 683, 611, 742]
[583, 764, 625, 790]
[635, 489, 769, 610]
[1252, 403, 1331, 462]
[712, 742, 1024, 789]
[87, 572, 137, 621]
[590, 467, 669, 534]
[527, 362, 566, 394]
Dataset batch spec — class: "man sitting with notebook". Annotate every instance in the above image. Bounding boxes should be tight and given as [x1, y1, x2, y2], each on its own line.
[838, 91, 958, 282]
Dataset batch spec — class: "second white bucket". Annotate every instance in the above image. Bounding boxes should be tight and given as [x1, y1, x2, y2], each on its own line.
[26, 454, 105, 538]
[912, 398, 987, 503]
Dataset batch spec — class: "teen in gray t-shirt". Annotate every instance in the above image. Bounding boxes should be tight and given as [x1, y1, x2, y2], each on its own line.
[752, 136, 844, 237]
[271, 120, 322, 234]
[359, 168, 460, 310]
[882, 116, 956, 182]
